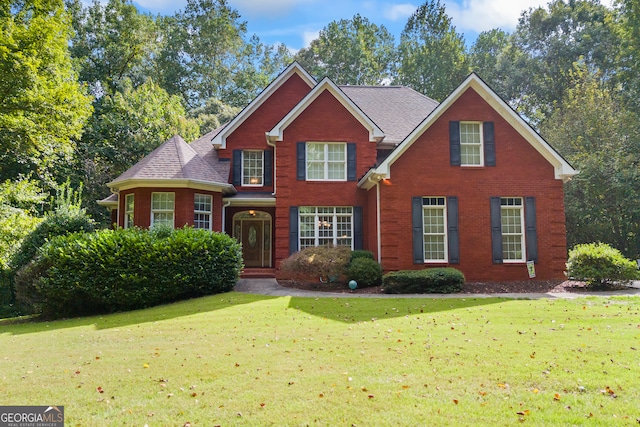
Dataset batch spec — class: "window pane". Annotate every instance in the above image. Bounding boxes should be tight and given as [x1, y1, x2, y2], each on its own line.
[500, 198, 524, 261]
[242, 151, 263, 186]
[305, 143, 346, 180]
[460, 122, 482, 166]
[152, 193, 174, 210]
[298, 206, 353, 249]
[422, 201, 446, 261]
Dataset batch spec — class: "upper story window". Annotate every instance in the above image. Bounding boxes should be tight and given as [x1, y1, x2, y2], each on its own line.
[242, 150, 263, 186]
[460, 122, 483, 166]
[151, 192, 174, 228]
[306, 142, 347, 181]
[194, 193, 212, 230]
[124, 194, 134, 229]
[500, 197, 525, 262]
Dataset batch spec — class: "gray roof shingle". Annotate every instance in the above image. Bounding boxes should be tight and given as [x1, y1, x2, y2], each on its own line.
[339, 86, 439, 145]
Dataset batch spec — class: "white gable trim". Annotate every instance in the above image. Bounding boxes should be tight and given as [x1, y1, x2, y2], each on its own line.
[358, 73, 577, 189]
[211, 62, 316, 149]
[266, 77, 385, 143]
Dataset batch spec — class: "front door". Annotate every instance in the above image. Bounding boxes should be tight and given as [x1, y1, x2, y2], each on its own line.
[233, 211, 272, 268]
[241, 220, 263, 267]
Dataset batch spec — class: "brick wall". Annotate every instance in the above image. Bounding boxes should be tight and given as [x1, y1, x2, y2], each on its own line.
[272, 90, 377, 267]
[378, 88, 568, 281]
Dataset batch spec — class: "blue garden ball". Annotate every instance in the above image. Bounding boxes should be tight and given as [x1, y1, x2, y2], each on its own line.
[348, 280, 357, 290]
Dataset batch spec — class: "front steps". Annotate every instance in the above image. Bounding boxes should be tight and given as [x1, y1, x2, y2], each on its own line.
[240, 268, 276, 278]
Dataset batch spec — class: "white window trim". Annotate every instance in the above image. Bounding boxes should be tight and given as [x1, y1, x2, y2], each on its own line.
[460, 121, 484, 167]
[150, 192, 175, 229]
[306, 142, 347, 181]
[298, 206, 354, 249]
[501, 197, 526, 263]
[422, 197, 448, 263]
[194, 193, 212, 231]
[124, 193, 134, 229]
[241, 150, 264, 187]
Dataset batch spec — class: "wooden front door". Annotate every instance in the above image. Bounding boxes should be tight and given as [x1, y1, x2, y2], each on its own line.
[241, 220, 263, 267]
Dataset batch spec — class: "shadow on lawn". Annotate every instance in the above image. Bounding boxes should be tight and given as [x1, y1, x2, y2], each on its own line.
[287, 295, 511, 324]
[0, 292, 277, 336]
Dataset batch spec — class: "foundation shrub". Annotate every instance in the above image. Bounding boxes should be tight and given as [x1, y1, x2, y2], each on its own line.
[383, 268, 465, 294]
[280, 246, 352, 283]
[566, 243, 639, 289]
[347, 257, 382, 287]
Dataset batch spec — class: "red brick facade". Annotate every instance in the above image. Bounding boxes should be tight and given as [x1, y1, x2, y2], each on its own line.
[105, 64, 574, 282]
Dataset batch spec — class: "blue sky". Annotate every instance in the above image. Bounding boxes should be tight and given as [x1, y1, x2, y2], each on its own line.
[127, 0, 611, 51]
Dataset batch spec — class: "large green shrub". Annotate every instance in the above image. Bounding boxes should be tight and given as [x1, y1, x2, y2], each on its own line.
[347, 257, 382, 287]
[15, 227, 243, 318]
[350, 250, 375, 262]
[566, 243, 639, 289]
[383, 268, 465, 294]
[280, 246, 352, 283]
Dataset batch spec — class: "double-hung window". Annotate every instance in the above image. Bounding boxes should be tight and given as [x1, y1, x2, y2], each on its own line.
[500, 197, 525, 262]
[242, 150, 263, 186]
[299, 207, 353, 249]
[460, 122, 483, 166]
[194, 194, 212, 230]
[422, 197, 447, 262]
[306, 143, 346, 181]
[124, 194, 134, 229]
[151, 192, 175, 228]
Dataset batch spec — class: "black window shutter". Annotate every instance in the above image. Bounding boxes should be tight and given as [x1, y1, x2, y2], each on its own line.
[289, 206, 299, 255]
[450, 121, 461, 166]
[484, 121, 496, 166]
[447, 196, 460, 264]
[490, 197, 503, 264]
[296, 142, 306, 181]
[347, 143, 357, 181]
[232, 150, 242, 186]
[412, 197, 424, 264]
[263, 150, 273, 186]
[525, 197, 538, 263]
[353, 206, 363, 250]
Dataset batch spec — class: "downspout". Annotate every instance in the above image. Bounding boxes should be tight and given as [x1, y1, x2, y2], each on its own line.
[367, 176, 382, 264]
[266, 134, 277, 196]
[222, 200, 231, 235]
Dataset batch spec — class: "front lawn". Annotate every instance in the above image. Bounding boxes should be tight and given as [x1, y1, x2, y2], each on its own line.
[1, 293, 638, 425]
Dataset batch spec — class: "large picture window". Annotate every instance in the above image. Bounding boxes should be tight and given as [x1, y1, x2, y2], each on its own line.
[422, 197, 447, 262]
[306, 143, 346, 181]
[124, 194, 134, 229]
[194, 194, 212, 230]
[460, 122, 483, 166]
[151, 192, 174, 228]
[500, 197, 525, 262]
[299, 207, 353, 249]
[242, 150, 263, 186]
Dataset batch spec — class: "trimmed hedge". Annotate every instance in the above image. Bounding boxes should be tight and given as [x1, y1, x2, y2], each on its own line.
[566, 243, 639, 289]
[347, 257, 382, 287]
[15, 227, 243, 318]
[350, 250, 375, 262]
[382, 268, 465, 294]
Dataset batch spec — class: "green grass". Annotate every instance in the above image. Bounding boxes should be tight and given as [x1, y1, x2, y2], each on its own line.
[1, 293, 639, 426]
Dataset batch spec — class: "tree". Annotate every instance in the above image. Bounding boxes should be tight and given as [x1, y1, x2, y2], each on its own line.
[189, 97, 240, 135]
[76, 78, 200, 224]
[397, 0, 468, 101]
[0, 0, 93, 185]
[507, 0, 621, 123]
[66, 0, 159, 97]
[295, 14, 397, 85]
[541, 66, 640, 257]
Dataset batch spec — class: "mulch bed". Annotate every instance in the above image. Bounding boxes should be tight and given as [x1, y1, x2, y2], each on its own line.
[278, 279, 593, 294]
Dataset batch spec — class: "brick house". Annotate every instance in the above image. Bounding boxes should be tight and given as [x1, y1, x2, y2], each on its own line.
[99, 62, 577, 281]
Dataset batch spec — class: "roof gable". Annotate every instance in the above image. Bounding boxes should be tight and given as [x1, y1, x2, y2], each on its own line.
[212, 62, 316, 149]
[359, 73, 577, 189]
[267, 77, 385, 143]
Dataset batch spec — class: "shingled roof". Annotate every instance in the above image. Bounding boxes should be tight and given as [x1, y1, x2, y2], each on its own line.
[339, 86, 439, 146]
[108, 135, 232, 191]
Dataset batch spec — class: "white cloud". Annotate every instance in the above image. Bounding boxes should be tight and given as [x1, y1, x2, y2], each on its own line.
[302, 30, 320, 48]
[444, 0, 616, 34]
[384, 3, 418, 21]
[228, 0, 314, 17]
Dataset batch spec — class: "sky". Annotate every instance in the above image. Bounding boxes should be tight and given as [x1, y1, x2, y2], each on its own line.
[126, 0, 612, 51]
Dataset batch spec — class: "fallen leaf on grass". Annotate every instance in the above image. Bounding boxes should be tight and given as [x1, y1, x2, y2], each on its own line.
[554, 393, 561, 401]
[97, 386, 104, 394]
[516, 410, 530, 416]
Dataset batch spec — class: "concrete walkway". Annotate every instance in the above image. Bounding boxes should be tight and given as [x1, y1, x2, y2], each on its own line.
[234, 278, 640, 299]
